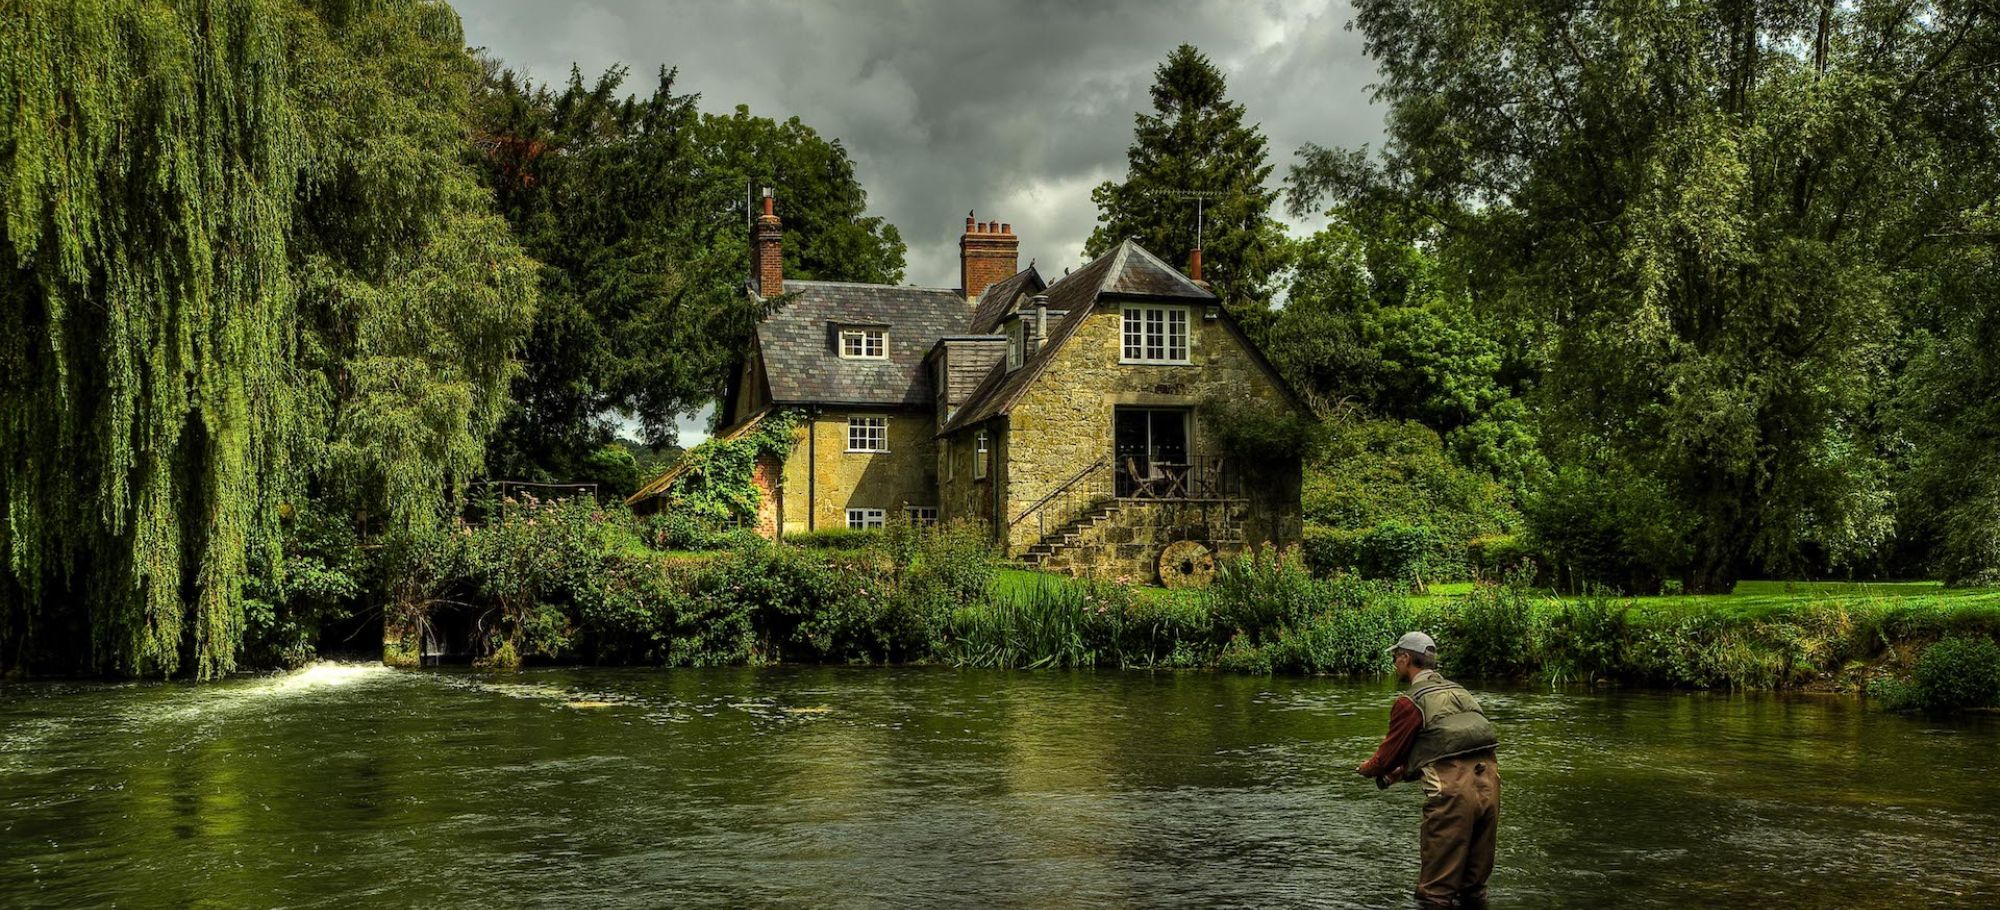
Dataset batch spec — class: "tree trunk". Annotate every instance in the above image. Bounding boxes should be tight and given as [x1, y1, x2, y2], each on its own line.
[1683, 542, 1742, 595]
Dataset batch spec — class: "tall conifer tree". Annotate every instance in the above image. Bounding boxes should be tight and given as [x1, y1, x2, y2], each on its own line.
[1086, 44, 1287, 320]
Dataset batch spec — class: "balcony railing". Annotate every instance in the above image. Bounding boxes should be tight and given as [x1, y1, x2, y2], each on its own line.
[1115, 455, 1240, 500]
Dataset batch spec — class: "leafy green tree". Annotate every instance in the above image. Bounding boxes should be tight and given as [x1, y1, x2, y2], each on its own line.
[1087, 44, 1288, 319]
[0, 0, 533, 676]
[1890, 204, 2000, 585]
[700, 106, 905, 286]
[1292, 1, 2000, 591]
[1266, 217, 1543, 491]
[473, 67, 904, 482]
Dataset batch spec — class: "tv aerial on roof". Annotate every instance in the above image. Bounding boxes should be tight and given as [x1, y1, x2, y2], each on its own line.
[1148, 188, 1233, 251]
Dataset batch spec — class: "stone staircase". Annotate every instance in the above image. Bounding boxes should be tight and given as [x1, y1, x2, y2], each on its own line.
[1020, 499, 1124, 568]
[1019, 499, 1250, 579]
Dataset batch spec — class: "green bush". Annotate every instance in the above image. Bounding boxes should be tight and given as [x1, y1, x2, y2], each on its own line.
[1263, 587, 1413, 675]
[1301, 525, 1363, 577]
[944, 577, 1125, 669]
[1910, 636, 2000, 710]
[1117, 593, 1216, 668]
[1532, 592, 1631, 684]
[1360, 520, 1444, 585]
[1303, 418, 1518, 584]
[1209, 551, 1321, 644]
[1422, 581, 1536, 679]
[1468, 534, 1537, 581]
[783, 527, 883, 551]
[1203, 552, 1411, 674]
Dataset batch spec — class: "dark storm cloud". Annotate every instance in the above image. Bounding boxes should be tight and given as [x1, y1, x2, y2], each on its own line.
[454, 0, 1385, 289]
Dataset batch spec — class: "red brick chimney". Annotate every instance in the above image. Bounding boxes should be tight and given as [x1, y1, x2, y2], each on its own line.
[754, 188, 783, 297]
[959, 212, 1018, 303]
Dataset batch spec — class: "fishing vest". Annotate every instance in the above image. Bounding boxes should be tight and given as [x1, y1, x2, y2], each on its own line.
[1399, 671, 1500, 778]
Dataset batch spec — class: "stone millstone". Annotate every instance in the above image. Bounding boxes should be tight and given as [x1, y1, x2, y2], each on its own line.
[1157, 540, 1217, 588]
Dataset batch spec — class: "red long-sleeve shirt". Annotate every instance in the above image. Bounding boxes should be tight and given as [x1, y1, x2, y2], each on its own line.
[1357, 694, 1421, 780]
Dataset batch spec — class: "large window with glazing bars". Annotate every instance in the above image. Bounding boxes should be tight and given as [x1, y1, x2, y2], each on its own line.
[847, 416, 888, 452]
[1121, 305, 1189, 364]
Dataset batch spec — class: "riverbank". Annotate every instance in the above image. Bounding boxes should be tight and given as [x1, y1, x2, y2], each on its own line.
[373, 502, 2000, 706]
[978, 565, 2000, 695]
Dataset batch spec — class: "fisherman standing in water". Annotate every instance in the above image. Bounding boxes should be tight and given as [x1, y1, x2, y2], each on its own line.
[1358, 631, 1502, 909]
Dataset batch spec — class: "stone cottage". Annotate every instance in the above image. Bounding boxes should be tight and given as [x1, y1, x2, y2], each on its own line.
[630, 192, 1308, 583]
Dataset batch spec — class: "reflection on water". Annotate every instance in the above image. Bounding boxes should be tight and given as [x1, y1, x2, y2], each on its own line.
[3, 664, 1998, 908]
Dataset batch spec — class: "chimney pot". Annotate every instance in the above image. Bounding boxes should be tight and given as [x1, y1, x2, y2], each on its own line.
[960, 210, 1021, 303]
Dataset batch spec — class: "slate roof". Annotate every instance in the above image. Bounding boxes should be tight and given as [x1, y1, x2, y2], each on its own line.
[940, 240, 1217, 434]
[967, 265, 1048, 335]
[757, 280, 972, 408]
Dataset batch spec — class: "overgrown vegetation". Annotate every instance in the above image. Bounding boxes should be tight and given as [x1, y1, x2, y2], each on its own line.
[369, 509, 2000, 710]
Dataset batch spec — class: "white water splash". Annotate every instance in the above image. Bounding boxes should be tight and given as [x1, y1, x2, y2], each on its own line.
[266, 661, 395, 692]
[132, 661, 398, 727]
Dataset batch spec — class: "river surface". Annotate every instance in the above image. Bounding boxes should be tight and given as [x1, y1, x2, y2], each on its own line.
[3, 664, 1998, 908]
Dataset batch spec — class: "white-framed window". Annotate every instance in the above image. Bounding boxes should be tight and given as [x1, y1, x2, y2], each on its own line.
[905, 506, 939, 526]
[1007, 319, 1024, 370]
[847, 416, 888, 452]
[839, 327, 887, 359]
[973, 431, 990, 480]
[846, 508, 886, 530]
[940, 438, 953, 481]
[1121, 305, 1190, 364]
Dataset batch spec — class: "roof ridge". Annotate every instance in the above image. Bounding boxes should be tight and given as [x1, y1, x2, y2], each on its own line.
[1100, 241, 1135, 296]
[1121, 242, 1214, 298]
[788, 279, 962, 294]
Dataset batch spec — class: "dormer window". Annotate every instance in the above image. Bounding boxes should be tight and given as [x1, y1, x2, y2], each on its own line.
[839, 327, 887, 359]
[1121, 305, 1190, 364]
[1006, 319, 1024, 370]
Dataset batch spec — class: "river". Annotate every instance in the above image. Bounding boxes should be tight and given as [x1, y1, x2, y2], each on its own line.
[3, 664, 1997, 908]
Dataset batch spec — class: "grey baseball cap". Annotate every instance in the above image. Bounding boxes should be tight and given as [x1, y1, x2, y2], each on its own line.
[1389, 631, 1437, 654]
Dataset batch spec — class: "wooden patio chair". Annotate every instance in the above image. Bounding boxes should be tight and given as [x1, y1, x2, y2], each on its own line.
[1123, 457, 1166, 499]
[1197, 456, 1228, 499]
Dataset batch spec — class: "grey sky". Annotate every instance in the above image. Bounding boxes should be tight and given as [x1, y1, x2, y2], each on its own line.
[452, 0, 1388, 443]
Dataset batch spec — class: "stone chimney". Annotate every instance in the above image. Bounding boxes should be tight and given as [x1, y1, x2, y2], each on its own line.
[959, 212, 1018, 304]
[1025, 294, 1050, 358]
[753, 187, 783, 297]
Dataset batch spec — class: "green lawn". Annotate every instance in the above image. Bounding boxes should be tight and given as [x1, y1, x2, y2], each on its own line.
[1601, 579, 2000, 620]
[993, 566, 2000, 618]
[991, 566, 1192, 604]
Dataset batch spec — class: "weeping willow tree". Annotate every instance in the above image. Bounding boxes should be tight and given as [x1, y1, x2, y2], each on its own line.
[0, 0, 536, 677]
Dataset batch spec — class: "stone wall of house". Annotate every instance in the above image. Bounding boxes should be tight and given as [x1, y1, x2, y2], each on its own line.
[937, 420, 1008, 542]
[779, 407, 937, 534]
[1034, 500, 1254, 582]
[1004, 304, 1303, 557]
